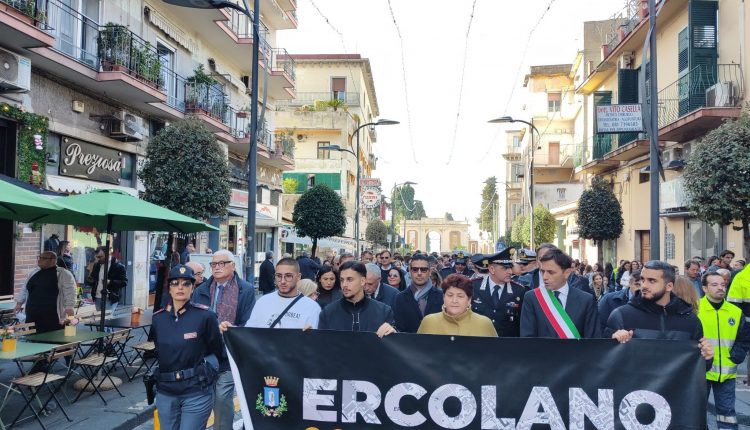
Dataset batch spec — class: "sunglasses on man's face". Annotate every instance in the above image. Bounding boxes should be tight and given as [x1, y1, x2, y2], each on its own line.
[410, 267, 429, 273]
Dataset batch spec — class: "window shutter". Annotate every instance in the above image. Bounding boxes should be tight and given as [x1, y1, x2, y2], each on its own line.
[593, 91, 613, 159]
[687, 0, 718, 113]
[618, 69, 640, 146]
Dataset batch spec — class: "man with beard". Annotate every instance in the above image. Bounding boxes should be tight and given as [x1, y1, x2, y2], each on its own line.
[318, 261, 396, 336]
[606, 261, 713, 358]
[471, 249, 527, 337]
[698, 272, 750, 430]
[393, 253, 443, 333]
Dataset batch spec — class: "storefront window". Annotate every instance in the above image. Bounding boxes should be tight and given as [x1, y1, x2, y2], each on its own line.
[685, 218, 723, 260]
[45, 134, 61, 176]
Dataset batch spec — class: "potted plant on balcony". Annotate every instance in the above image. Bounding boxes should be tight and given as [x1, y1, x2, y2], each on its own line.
[327, 98, 346, 112]
[132, 42, 162, 89]
[186, 65, 216, 114]
[99, 23, 132, 72]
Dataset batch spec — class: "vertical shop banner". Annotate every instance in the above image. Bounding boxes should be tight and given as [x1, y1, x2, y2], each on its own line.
[226, 328, 706, 430]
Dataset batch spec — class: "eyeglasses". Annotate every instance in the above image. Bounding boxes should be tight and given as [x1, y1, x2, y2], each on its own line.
[169, 280, 193, 287]
[194, 271, 204, 277]
[275, 273, 296, 282]
[387, 273, 400, 278]
[410, 267, 429, 273]
[209, 260, 233, 268]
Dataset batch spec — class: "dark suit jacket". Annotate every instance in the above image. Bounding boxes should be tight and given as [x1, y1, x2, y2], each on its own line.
[86, 259, 128, 303]
[374, 283, 399, 309]
[520, 286, 600, 338]
[393, 286, 443, 333]
[298, 256, 322, 280]
[258, 259, 275, 294]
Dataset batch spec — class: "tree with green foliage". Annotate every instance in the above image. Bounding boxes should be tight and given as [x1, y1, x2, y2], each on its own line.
[476, 177, 499, 237]
[282, 177, 298, 194]
[684, 112, 750, 259]
[520, 205, 556, 246]
[510, 215, 526, 246]
[139, 119, 230, 219]
[412, 200, 427, 219]
[366, 219, 388, 246]
[392, 184, 416, 224]
[292, 185, 346, 257]
[577, 176, 624, 264]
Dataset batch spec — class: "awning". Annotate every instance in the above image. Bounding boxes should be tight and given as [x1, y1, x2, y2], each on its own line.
[227, 207, 281, 228]
[46, 175, 138, 197]
[0, 173, 64, 196]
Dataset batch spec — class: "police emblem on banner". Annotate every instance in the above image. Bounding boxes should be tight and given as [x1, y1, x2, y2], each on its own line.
[256, 376, 287, 417]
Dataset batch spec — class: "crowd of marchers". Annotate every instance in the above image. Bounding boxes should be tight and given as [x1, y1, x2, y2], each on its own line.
[141, 243, 749, 429]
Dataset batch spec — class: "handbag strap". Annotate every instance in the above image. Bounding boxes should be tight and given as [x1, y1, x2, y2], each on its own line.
[269, 294, 303, 329]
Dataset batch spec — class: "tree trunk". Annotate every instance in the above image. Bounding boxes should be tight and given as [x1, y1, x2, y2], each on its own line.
[597, 239, 604, 267]
[311, 237, 318, 259]
[743, 219, 750, 263]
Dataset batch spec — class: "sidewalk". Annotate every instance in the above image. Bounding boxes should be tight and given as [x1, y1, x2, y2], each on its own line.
[0, 334, 154, 429]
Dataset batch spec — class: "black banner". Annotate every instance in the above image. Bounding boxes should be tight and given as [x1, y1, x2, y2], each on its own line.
[225, 328, 706, 430]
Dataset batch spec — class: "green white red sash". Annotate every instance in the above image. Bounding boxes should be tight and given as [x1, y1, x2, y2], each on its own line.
[534, 288, 581, 339]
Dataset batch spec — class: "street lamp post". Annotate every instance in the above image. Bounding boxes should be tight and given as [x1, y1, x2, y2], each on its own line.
[164, 0, 261, 284]
[489, 116, 541, 249]
[390, 181, 417, 253]
[323, 119, 398, 258]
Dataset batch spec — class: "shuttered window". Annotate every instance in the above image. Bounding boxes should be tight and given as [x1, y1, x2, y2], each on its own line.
[593, 91, 613, 159]
[618, 68, 640, 146]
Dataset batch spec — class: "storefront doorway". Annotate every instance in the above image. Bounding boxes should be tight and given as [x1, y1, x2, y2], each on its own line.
[0, 118, 17, 295]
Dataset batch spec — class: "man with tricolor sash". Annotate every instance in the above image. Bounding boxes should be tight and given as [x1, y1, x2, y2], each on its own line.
[698, 271, 750, 430]
[519, 249, 600, 339]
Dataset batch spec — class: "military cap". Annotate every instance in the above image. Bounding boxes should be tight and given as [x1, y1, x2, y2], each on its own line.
[470, 253, 490, 272]
[167, 264, 196, 282]
[478, 248, 515, 269]
[517, 248, 537, 263]
[454, 250, 470, 265]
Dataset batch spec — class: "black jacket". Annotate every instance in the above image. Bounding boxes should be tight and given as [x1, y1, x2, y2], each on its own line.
[258, 259, 275, 294]
[298, 256, 322, 280]
[317, 288, 343, 309]
[471, 277, 527, 337]
[86, 258, 128, 303]
[597, 288, 631, 333]
[318, 297, 394, 332]
[605, 292, 703, 341]
[520, 286, 600, 338]
[393, 285, 443, 333]
[373, 283, 399, 309]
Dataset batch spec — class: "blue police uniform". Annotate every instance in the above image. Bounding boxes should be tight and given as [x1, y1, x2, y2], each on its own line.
[152, 265, 223, 430]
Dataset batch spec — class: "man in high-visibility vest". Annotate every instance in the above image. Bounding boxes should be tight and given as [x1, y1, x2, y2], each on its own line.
[699, 271, 750, 430]
[727, 263, 750, 384]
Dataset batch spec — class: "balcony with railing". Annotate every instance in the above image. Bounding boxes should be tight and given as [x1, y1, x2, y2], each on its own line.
[502, 144, 523, 162]
[264, 48, 295, 99]
[277, 92, 360, 108]
[0, 0, 54, 50]
[184, 82, 230, 132]
[657, 64, 744, 142]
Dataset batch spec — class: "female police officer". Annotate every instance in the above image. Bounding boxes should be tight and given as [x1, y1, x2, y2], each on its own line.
[151, 264, 223, 429]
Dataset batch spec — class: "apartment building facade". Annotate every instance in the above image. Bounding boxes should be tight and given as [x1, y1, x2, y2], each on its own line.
[0, 0, 297, 302]
[574, 0, 746, 264]
[276, 54, 380, 257]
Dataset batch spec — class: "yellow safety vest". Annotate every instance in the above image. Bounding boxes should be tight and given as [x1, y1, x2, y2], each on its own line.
[698, 297, 742, 382]
[727, 264, 750, 305]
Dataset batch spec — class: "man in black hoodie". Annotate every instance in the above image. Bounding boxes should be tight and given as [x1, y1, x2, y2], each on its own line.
[318, 261, 396, 337]
[606, 260, 714, 361]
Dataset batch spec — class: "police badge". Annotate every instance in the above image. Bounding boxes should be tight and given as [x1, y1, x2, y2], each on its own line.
[256, 376, 287, 417]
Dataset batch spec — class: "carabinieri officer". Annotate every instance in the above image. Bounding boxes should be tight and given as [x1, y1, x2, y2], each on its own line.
[471, 248, 528, 337]
[152, 264, 223, 430]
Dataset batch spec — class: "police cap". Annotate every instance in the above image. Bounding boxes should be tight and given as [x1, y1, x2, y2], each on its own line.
[517, 248, 537, 263]
[454, 251, 470, 265]
[470, 253, 490, 272]
[479, 247, 515, 269]
[168, 264, 196, 282]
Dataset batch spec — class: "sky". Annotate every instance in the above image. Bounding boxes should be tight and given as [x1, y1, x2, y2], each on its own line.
[278, 0, 625, 237]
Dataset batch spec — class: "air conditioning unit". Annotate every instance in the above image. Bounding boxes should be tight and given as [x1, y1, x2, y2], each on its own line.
[706, 82, 736, 107]
[662, 147, 683, 163]
[0, 48, 31, 93]
[109, 110, 145, 141]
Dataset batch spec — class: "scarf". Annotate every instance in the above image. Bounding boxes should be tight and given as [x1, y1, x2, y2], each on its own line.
[209, 274, 240, 324]
[409, 279, 433, 316]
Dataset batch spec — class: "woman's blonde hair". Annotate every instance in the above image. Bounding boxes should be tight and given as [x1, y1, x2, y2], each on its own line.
[297, 279, 318, 298]
[672, 275, 699, 314]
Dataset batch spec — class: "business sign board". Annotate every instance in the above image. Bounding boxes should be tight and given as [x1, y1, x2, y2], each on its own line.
[596, 104, 644, 133]
[360, 178, 381, 188]
[361, 187, 381, 208]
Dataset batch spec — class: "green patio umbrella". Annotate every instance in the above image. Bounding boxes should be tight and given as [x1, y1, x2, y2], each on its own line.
[49, 189, 218, 331]
[0, 179, 71, 222]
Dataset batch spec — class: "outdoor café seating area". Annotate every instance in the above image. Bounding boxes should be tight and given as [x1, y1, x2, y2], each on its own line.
[0, 297, 156, 429]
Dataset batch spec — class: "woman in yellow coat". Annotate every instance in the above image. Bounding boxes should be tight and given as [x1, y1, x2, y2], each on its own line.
[417, 274, 498, 337]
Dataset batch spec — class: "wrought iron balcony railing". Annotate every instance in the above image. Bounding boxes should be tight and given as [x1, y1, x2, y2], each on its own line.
[657, 64, 744, 129]
[277, 92, 360, 107]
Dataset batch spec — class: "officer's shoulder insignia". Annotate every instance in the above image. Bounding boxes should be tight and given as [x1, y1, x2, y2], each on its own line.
[729, 317, 737, 326]
[193, 302, 210, 311]
[473, 298, 483, 304]
[153, 308, 166, 315]
[257, 376, 287, 417]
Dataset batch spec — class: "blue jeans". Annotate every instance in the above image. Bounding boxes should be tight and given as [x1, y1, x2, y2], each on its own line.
[213, 370, 235, 430]
[707, 378, 738, 429]
[155, 389, 214, 430]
